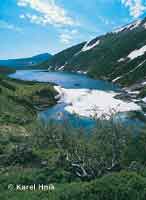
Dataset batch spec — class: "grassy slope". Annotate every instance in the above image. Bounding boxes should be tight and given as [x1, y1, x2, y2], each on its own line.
[1, 171, 146, 200]
[0, 70, 57, 135]
[0, 74, 146, 199]
[38, 42, 85, 69]
[0, 120, 146, 200]
[0, 66, 15, 74]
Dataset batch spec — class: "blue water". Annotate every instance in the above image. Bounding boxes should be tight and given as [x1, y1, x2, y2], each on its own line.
[9, 70, 119, 90]
[9, 70, 143, 129]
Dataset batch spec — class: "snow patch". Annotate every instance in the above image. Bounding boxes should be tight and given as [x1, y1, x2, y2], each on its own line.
[114, 24, 132, 33]
[54, 86, 141, 119]
[129, 20, 141, 30]
[142, 81, 146, 86]
[55, 66, 58, 70]
[114, 27, 126, 34]
[117, 58, 126, 62]
[82, 40, 100, 52]
[126, 90, 140, 95]
[127, 45, 146, 60]
[58, 66, 65, 71]
[77, 71, 87, 74]
[143, 22, 146, 29]
[142, 97, 146, 103]
[113, 20, 141, 34]
[48, 66, 53, 71]
[112, 76, 122, 83]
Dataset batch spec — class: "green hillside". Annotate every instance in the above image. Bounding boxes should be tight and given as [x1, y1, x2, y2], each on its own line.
[44, 17, 146, 87]
[0, 53, 52, 69]
[0, 66, 15, 75]
[0, 69, 57, 134]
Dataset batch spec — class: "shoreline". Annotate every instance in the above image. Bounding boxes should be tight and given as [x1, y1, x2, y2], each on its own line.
[9, 69, 146, 121]
[0, 73, 57, 126]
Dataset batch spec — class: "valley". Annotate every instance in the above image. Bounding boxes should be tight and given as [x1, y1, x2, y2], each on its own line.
[1, 68, 146, 200]
[1, 15, 146, 200]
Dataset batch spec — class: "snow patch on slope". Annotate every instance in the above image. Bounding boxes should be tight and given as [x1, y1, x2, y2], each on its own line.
[77, 71, 87, 74]
[54, 86, 141, 119]
[58, 66, 65, 71]
[142, 80, 146, 86]
[143, 22, 146, 29]
[117, 58, 126, 62]
[129, 20, 141, 30]
[113, 19, 141, 34]
[142, 97, 146, 103]
[127, 45, 146, 60]
[114, 60, 146, 82]
[112, 76, 122, 83]
[81, 40, 100, 52]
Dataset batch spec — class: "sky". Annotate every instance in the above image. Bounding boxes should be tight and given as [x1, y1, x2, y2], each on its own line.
[0, 0, 146, 59]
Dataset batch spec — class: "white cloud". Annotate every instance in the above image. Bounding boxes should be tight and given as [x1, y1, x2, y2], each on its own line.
[60, 33, 72, 44]
[17, 0, 77, 27]
[20, 14, 25, 19]
[22, 13, 47, 25]
[60, 29, 78, 44]
[99, 16, 115, 26]
[0, 20, 22, 32]
[121, 0, 146, 18]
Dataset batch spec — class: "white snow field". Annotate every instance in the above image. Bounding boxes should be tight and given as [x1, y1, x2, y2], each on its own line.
[54, 86, 141, 119]
[81, 40, 100, 52]
[127, 45, 146, 60]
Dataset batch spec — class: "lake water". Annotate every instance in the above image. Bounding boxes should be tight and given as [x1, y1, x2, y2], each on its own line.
[9, 70, 118, 90]
[9, 70, 143, 128]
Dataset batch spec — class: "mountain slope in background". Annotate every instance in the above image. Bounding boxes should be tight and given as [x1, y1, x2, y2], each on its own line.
[44, 17, 146, 87]
[0, 53, 52, 69]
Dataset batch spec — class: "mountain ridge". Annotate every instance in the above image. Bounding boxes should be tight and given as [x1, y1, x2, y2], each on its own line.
[42, 17, 146, 87]
[0, 53, 52, 69]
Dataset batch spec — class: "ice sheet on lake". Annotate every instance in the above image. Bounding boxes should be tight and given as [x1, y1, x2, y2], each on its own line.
[54, 86, 141, 119]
